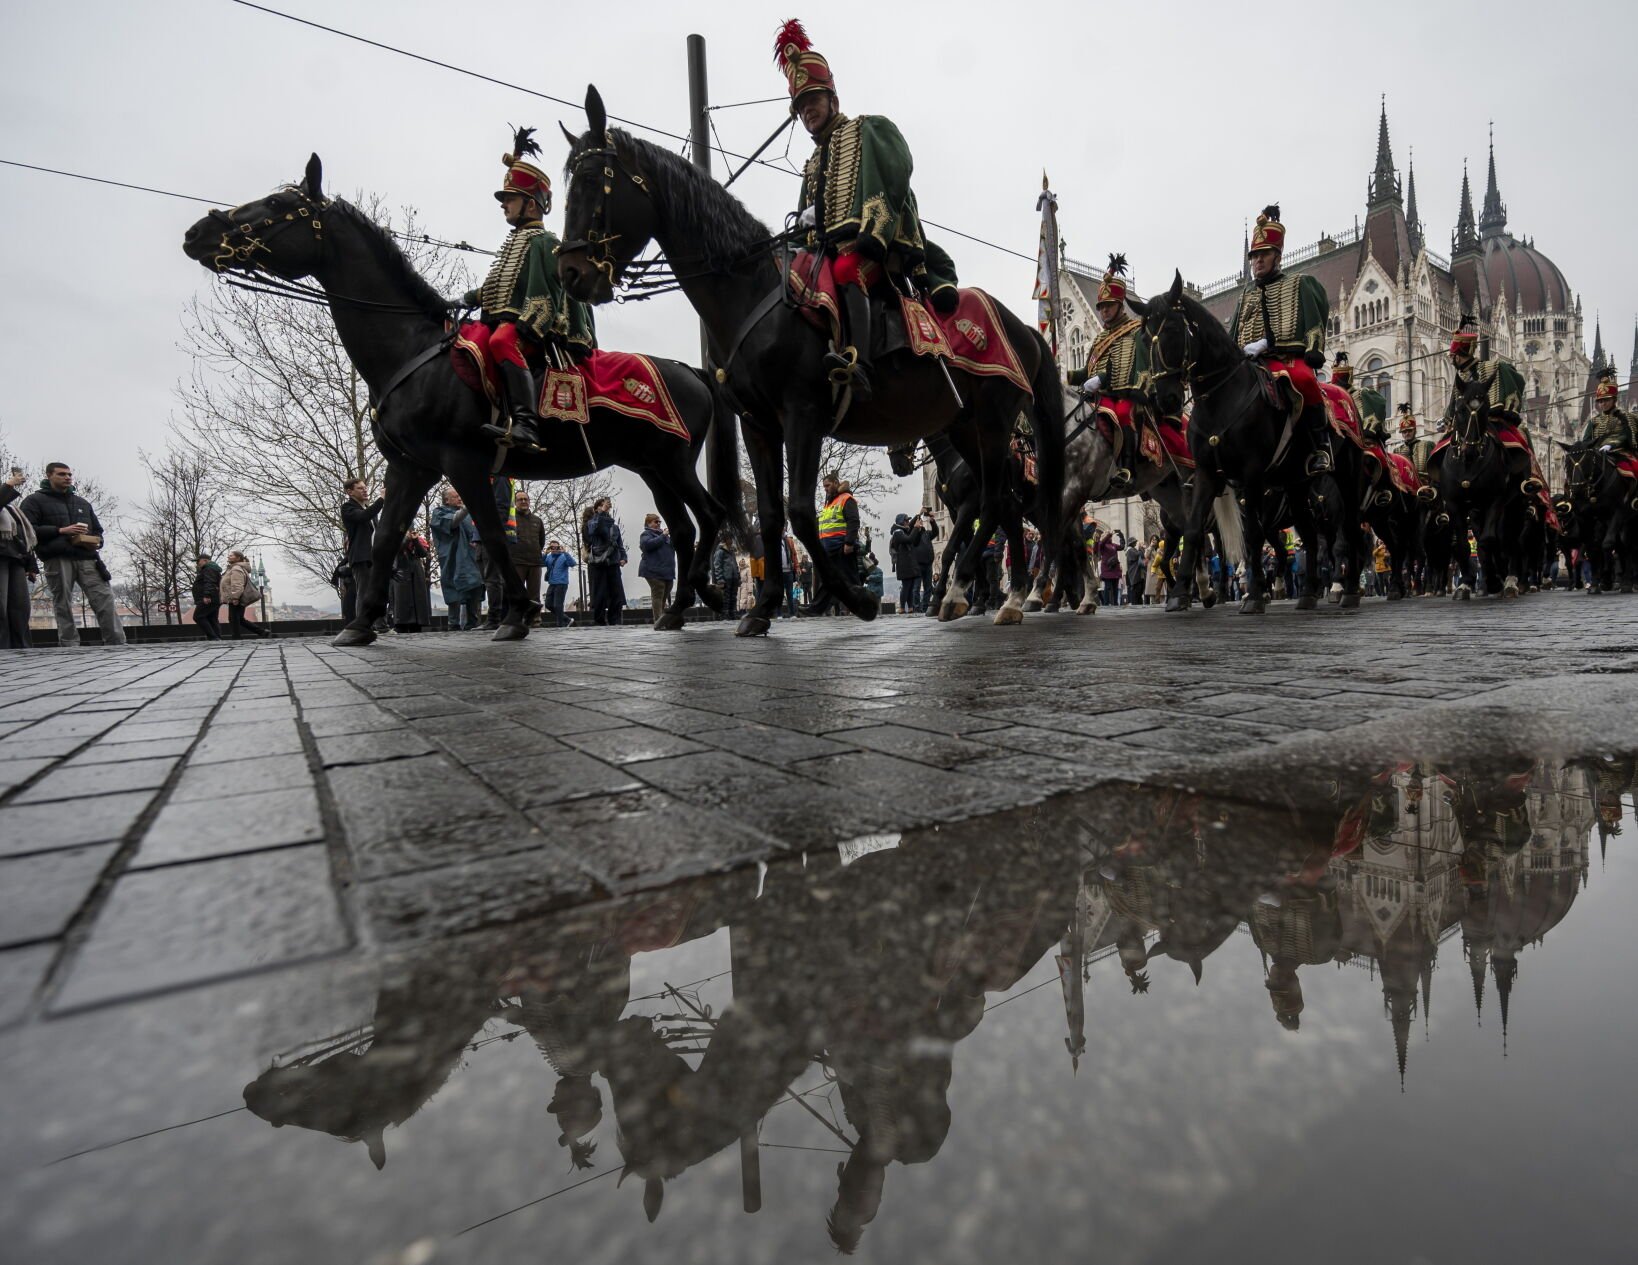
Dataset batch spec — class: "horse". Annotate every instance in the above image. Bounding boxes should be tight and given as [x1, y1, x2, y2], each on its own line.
[556, 86, 1065, 636]
[1436, 380, 1535, 600]
[1359, 452, 1422, 601]
[1141, 273, 1365, 615]
[180, 154, 742, 644]
[1559, 442, 1638, 593]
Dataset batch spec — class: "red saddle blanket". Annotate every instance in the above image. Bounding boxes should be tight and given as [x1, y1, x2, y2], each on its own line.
[1430, 426, 1559, 530]
[451, 324, 688, 441]
[1384, 452, 1421, 495]
[1137, 413, 1194, 470]
[789, 252, 1032, 395]
[1615, 454, 1638, 480]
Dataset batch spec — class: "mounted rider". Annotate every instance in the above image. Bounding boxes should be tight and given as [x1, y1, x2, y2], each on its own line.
[776, 19, 957, 405]
[1070, 254, 1150, 492]
[1228, 205, 1333, 473]
[1578, 367, 1634, 452]
[1330, 352, 1388, 444]
[1442, 318, 1526, 434]
[1395, 404, 1436, 495]
[456, 126, 597, 450]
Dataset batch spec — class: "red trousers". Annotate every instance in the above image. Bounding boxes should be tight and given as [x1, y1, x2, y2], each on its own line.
[1266, 356, 1324, 407]
[461, 320, 532, 370]
[1100, 396, 1138, 430]
[830, 248, 880, 290]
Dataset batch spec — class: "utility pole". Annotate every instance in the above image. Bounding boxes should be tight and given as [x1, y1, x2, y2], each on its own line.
[686, 33, 712, 368]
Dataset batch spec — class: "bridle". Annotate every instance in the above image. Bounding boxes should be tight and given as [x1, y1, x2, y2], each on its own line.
[205, 185, 327, 274]
[559, 134, 652, 291]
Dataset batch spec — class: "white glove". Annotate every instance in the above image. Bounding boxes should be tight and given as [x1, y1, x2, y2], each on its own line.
[798, 205, 817, 229]
[1242, 338, 1270, 358]
[1079, 374, 1102, 398]
[1600, 444, 1613, 453]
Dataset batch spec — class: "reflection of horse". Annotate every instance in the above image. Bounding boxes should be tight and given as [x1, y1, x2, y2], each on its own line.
[181, 155, 741, 641]
[558, 87, 1065, 633]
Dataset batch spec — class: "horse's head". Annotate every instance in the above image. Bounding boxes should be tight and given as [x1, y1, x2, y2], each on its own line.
[182, 154, 328, 281]
[1449, 376, 1492, 450]
[558, 86, 659, 304]
[1142, 271, 1193, 419]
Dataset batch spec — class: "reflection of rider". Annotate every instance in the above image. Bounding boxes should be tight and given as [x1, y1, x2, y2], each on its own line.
[777, 19, 957, 405]
[1229, 204, 1332, 474]
[456, 126, 597, 451]
[1070, 253, 1150, 491]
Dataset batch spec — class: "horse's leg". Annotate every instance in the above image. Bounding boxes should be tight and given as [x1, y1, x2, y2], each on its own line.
[1286, 491, 1323, 611]
[448, 464, 535, 640]
[736, 423, 785, 637]
[334, 459, 439, 647]
[787, 415, 877, 621]
[1450, 502, 1475, 600]
[1165, 475, 1212, 612]
[993, 444, 1032, 626]
[938, 494, 979, 621]
[1336, 477, 1367, 610]
[1236, 488, 1268, 614]
[645, 477, 696, 632]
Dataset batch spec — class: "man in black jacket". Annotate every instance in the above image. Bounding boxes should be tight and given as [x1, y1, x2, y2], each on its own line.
[20, 462, 126, 647]
[341, 477, 390, 634]
[192, 552, 224, 640]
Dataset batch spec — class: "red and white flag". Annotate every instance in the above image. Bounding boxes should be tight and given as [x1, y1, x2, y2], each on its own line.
[1033, 171, 1062, 361]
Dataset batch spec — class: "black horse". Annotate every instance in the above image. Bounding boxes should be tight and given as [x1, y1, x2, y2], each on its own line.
[556, 87, 1065, 636]
[1436, 380, 1535, 599]
[181, 154, 741, 643]
[1142, 273, 1365, 615]
[1559, 442, 1638, 593]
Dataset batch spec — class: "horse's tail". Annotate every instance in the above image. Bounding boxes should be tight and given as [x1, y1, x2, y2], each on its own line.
[1028, 333, 1067, 568]
[695, 366, 748, 546]
[1213, 488, 1246, 565]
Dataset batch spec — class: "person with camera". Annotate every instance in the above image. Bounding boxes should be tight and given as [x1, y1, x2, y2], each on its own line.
[890, 510, 935, 614]
[1, 466, 40, 649]
[20, 462, 125, 647]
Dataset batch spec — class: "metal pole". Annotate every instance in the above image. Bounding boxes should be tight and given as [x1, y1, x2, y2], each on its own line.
[687, 33, 712, 369]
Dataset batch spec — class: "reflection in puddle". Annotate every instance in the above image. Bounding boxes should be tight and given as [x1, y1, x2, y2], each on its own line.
[243, 754, 1633, 1255]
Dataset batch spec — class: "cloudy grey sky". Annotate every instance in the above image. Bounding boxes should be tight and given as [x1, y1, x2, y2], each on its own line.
[3, 0, 1633, 603]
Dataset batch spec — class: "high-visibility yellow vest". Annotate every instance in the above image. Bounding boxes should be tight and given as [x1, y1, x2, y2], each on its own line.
[818, 492, 854, 541]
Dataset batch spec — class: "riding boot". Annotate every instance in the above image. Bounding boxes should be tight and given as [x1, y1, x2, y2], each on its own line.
[1110, 432, 1136, 490]
[1301, 404, 1333, 476]
[824, 285, 875, 404]
[483, 361, 546, 450]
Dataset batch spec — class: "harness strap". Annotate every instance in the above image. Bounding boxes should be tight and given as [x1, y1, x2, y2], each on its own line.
[714, 282, 788, 394]
[370, 334, 456, 416]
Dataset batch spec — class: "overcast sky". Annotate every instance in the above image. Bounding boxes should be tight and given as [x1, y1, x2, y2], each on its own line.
[3, 0, 1633, 604]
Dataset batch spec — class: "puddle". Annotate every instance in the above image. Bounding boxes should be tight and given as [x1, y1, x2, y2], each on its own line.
[4, 754, 1635, 1265]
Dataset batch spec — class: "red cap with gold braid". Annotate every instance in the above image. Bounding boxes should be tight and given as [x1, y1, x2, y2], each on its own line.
[1595, 367, 1619, 402]
[1097, 253, 1130, 305]
[1248, 204, 1285, 255]
[495, 125, 550, 212]
[1331, 350, 1353, 385]
[1450, 314, 1479, 357]
[773, 18, 836, 114]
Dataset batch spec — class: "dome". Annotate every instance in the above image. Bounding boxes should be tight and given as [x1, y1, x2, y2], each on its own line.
[1481, 233, 1572, 315]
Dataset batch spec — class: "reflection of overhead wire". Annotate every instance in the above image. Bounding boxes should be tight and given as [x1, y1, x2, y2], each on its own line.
[44, 1106, 246, 1167]
[455, 1164, 620, 1235]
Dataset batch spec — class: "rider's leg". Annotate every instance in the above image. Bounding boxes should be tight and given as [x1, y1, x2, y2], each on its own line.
[483, 323, 546, 449]
[824, 251, 875, 405]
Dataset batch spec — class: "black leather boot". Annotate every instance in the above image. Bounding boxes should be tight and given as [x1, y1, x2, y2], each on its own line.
[483, 361, 545, 450]
[1301, 404, 1333, 475]
[824, 285, 875, 404]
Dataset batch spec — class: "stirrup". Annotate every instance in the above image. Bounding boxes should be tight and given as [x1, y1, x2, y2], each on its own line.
[825, 345, 860, 386]
[1305, 450, 1333, 476]
[1109, 466, 1135, 490]
[1520, 477, 1543, 495]
[1415, 485, 1437, 502]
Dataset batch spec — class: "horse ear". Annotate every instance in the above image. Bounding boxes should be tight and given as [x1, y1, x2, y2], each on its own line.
[560, 121, 579, 148]
[1556, 440, 1573, 452]
[303, 153, 323, 200]
[1127, 295, 1149, 317]
[1167, 270, 1184, 304]
[585, 85, 607, 140]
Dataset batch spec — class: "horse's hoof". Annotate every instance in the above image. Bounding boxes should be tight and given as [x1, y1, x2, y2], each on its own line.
[939, 598, 969, 622]
[1238, 597, 1267, 615]
[1163, 595, 1189, 613]
[331, 626, 377, 647]
[993, 604, 1024, 626]
[653, 611, 685, 631]
[1044, 600, 1062, 613]
[1022, 599, 1044, 613]
[1294, 594, 1318, 611]
[1076, 602, 1098, 615]
[1326, 587, 1343, 606]
[735, 614, 771, 637]
[853, 591, 880, 622]
[1386, 589, 1404, 602]
[1340, 592, 1361, 609]
[1201, 589, 1217, 609]
[697, 583, 725, 614]
[1456, 587, 1473, 602]
[491, 622, 529, 642]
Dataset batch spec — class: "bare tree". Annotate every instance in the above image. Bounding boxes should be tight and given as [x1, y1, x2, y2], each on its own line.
[514, 471, 615, 611]
[735, 437, 893, 521]
[174, 195, 473, 586]
[122, 446, 240, 625]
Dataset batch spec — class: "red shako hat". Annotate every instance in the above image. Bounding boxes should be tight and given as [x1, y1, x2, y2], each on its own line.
[1097, 253, 1130, 305]
[1249, 204, 1285, 255]
[495, 125, 550, 213]
[773, 19, 836, 114]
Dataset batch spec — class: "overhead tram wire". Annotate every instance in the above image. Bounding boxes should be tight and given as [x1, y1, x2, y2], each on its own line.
[225, 0, 1038, 264]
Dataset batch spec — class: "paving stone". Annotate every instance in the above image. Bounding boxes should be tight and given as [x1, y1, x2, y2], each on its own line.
[97, 718, 205, 745]
[0, 944, 54, 1028]
[189, 718, 304, 764]
[326, 755, 522, 867]
[0, 791, 156, 858]
[561, 725, 709, 765]
[358, 840, 598, 943]
[0, 757, 57, 796]
[66, 735, 195, 765]
[444, 723, 572, 764]
[382, 694, 481, 720]
[213, 699, 298, 724]
[470, 751, 644, 808]
[133, 787, 324, 867]
[0, 845, 118, 947]
[169, 753, 313, 802]
[696, 724, 862, 766]
[51, 846, 349, 1010]
[300, 703, 402, 737]
[11, 756, 180, 804]
[792, 752, 1023, 821]
[822, 722, 994, 769]
[315, 729, 437, 767]
[855, 704, 1014, 736]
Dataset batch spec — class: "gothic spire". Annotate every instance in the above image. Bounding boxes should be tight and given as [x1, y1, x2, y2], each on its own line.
[1630, 318, 1638, 381]
[1405, 148, 1423, 255]
[1480, 123, 1508, 239]
[1592, 319, 1605, 370]
[1368, 96, 1402, 209]
[1453, 161, 1480, 256]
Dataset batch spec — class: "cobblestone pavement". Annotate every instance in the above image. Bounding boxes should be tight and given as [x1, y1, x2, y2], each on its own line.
[0, 594, 1634, 1022]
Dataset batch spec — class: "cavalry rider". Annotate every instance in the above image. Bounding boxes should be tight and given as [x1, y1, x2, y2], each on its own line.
[1330, 352, 1388, 445]
[1442, 318, 1526, 435]
[776, 19, 957, 405]
[455, 126, 597, 450]
[1578, 367, 1634, 452]
[1070, 254, 1150, 492]
[1228, 205, 1332, 472]
[1395, 403, 1435, 492]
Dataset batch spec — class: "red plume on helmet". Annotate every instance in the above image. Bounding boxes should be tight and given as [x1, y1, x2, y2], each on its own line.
[772, 18, 811, 61]
[773, 18, 835, 111]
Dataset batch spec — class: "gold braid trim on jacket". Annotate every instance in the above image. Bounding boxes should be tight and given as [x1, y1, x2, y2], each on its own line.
[1089, 318, 1145, 391]
[478, 225, 542, 318]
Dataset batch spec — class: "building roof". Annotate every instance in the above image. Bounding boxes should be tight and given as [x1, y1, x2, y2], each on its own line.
[1481, 234, 1572, 315]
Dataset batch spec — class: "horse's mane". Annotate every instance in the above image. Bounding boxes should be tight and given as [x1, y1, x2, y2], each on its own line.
[1169, 288, 1239, 360]
[600, 129, 774, 261]
[328, 198, 451, 318]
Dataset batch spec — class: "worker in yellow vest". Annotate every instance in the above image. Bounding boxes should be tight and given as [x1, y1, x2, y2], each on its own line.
[810, 471, 859, 615]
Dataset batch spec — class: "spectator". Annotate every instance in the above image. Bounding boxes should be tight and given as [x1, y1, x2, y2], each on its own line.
[191, 551, 223, 641]
[864, 560, 884, 599]
[810, 471, 858, 615]
[889, 512, 923, 614]
[1097, 529, 1124, 608]
[1125, 537, 1144, 607]
[512, 491, 546, 625]
[711, 535, 739, 619]
[977, 525, 1006, 614]
[220, 550, 272, 639]
[330, 554, 355, 623]
[1145, 536, 1168, 605]
[542, 538, 578, 627]
[21, 461, 126, 647]
[912, 506, 939, 614]
[341, 477, 389, 634]
[780, 531, 800, 618]
[429, 487, 486, 630]
[582, 497, 626, 627]
[638, 512, 676, 624]
[1, 466, 39, 649]
[391, 533, 433, 632]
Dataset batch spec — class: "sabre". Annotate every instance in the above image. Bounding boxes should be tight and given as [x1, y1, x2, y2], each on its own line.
[934, 354, 964, 410]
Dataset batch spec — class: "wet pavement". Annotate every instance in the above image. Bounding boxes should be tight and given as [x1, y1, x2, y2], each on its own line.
[1, 596, 1635, 1263]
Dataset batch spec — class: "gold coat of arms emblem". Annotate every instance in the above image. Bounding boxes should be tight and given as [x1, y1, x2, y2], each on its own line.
[955, 317, 988, 351]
